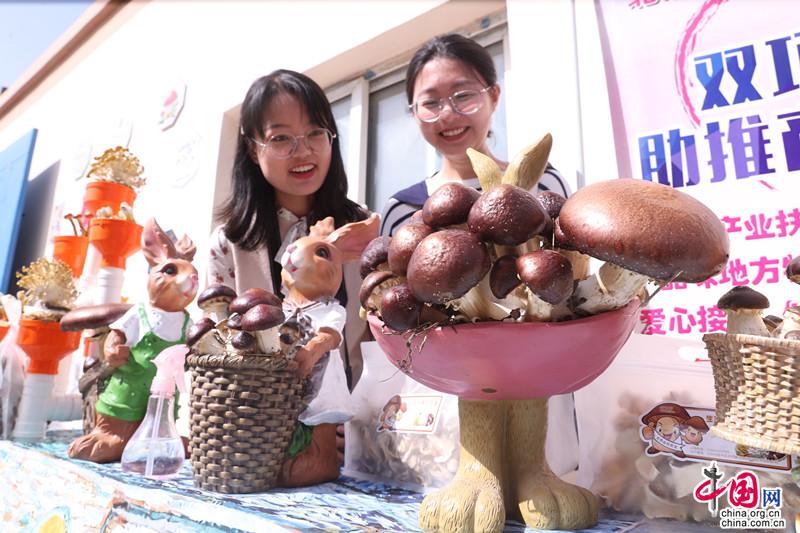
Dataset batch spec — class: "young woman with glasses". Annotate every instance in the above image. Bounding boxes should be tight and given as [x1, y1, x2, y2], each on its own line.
[207, 69, 370, 486]
[373, 34, 580, 512]
[379, 33, 570, 237]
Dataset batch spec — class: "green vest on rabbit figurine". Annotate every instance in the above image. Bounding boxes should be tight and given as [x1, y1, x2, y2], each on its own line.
[68, 218, 198, 464]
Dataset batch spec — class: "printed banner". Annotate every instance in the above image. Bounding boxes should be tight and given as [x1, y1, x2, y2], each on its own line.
[597, 0, 800, 338]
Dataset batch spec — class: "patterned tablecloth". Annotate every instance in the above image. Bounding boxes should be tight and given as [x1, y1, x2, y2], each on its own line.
[0, 430, 653, 532]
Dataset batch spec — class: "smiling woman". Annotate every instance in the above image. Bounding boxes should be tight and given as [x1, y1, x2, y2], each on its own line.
[204, 69, 372, 487]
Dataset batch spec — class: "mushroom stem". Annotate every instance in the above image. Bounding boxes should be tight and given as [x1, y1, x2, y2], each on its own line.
[253, 327, 281, 355]
[204, 302, 230, 323]
[570, 262, 649, 315]
[448, 275, 511, 321]
[777, 307, 800, 339]
[724, 309, 771, 337]
[523, 287, 572, 322]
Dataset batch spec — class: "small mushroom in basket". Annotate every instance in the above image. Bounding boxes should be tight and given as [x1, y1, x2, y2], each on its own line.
[240, 303, 285, 354]
[359, 270, 401, 314]
[716, 286, 770, 337]
[777, 305, 800, 339]
[230, 330, 258, 354]
[186, 316, 224, 354]
[197, 284, 236, 323]
[380, 283, 423, 332]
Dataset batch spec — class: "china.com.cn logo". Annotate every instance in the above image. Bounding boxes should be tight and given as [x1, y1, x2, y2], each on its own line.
[693, 461, 786, 529]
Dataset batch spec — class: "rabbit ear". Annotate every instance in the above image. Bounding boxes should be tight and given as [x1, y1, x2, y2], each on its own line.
[174, 234, 196, 262]
[326, 213, 379, 263]
[141, 218, 179, 266]
[309, 216, 335, 238]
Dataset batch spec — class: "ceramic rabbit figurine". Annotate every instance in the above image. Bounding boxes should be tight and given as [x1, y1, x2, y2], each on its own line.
[278, 213, 378, 487]
[68, 218, 198, 463]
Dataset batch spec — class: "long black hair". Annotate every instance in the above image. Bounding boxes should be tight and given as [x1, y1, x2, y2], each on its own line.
[217, 69, 367, 294]
[405, 33, 497, 104]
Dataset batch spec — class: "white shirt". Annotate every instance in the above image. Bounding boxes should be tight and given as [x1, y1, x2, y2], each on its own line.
[109, 302, 190, 345]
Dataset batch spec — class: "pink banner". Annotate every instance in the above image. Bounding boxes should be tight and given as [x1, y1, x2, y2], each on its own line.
[597, 0, 800, 338]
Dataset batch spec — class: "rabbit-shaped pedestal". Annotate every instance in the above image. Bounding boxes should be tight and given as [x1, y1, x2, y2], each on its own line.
[277, 213, 378, 487]
[68, 218, 198, 463]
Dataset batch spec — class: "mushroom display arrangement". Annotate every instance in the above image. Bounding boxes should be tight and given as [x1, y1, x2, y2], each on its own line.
[187, 286, 285, 357]
[364, 135, 729, 532]
[86, 146, 146, 193]
[16, 258, 79, 321]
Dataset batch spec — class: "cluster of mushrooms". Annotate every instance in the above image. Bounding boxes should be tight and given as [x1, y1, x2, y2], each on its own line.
[186, 286, 289, 357]
[360, 142, 730, 333]
[16, 258, 78, 322]
[716, 256, 800, 339]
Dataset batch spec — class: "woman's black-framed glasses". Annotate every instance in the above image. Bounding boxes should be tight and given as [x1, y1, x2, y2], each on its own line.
[410, 86, 494, 123]
[248, 128, 336, 159]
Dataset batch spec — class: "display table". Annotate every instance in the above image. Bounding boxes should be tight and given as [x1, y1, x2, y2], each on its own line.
[0, 430, 720, 532]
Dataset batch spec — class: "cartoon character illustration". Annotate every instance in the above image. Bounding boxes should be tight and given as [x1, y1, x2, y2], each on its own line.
[681, 415, 710, 446]
[377, 395, 407, 432]
[641, 402, 691, 458]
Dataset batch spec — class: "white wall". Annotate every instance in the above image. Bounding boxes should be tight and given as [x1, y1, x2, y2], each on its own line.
[0, 0, 452, 307]
[0, 0, 613, 308]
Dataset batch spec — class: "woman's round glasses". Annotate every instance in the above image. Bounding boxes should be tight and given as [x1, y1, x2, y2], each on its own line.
[410, 86, 494, 123]
[248, 128, 336, 159]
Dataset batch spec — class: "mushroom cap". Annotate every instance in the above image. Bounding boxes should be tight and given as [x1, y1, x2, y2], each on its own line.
[467, 184, 549, 245]
[557, 179, 729, 282]
[641, 402, 690, 425]
[227, 313, 243, 330]
[197, 284, 237, 307]
[388, 223, 435, 276]
[187, 317, 215, 347]
[489, 255, 521, 299]
[359, 270, 397, 309]
[717, 286, 769, 310]
[535, 191, 567, 220]
[516, 250, 574, 305]
[409, 210, 425, 225]
[422, 182, 481, 228]
[406, 229, 490, 304]
[240, 303, 285, 331]
[60, 303, 133, 331]
[231, 330, 257, 350]
[763, 314, 783, 333]
[229, 287, 281, 314]
[359, 236, 392, 278]
[786, 256, 800, 284]
[380, 283, 423, 332]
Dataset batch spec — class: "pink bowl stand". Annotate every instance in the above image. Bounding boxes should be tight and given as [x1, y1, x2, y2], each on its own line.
[368, 299, 640, 400]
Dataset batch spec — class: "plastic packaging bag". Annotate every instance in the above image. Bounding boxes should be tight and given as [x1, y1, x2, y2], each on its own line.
[299, 348, 354, 426]
[344, 341, 580, 490]
[0, 295, 26, 439]
[575, 333, 800, 525]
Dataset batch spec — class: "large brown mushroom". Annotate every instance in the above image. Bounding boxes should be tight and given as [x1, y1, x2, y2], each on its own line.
[422, 182, 481, 228]
[559, 179, 729, 314]
[60, 303, 133, 332]
[406, 229, 490, 305]
[388, 223, 435, 276]
[716, 286, 770, 336]
[467, 184, 549, 246]
[229, 287, 281, 315]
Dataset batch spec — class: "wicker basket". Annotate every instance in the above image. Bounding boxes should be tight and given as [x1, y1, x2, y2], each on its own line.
[186, 353, 305, 493]
[703, 333, 800, 455]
